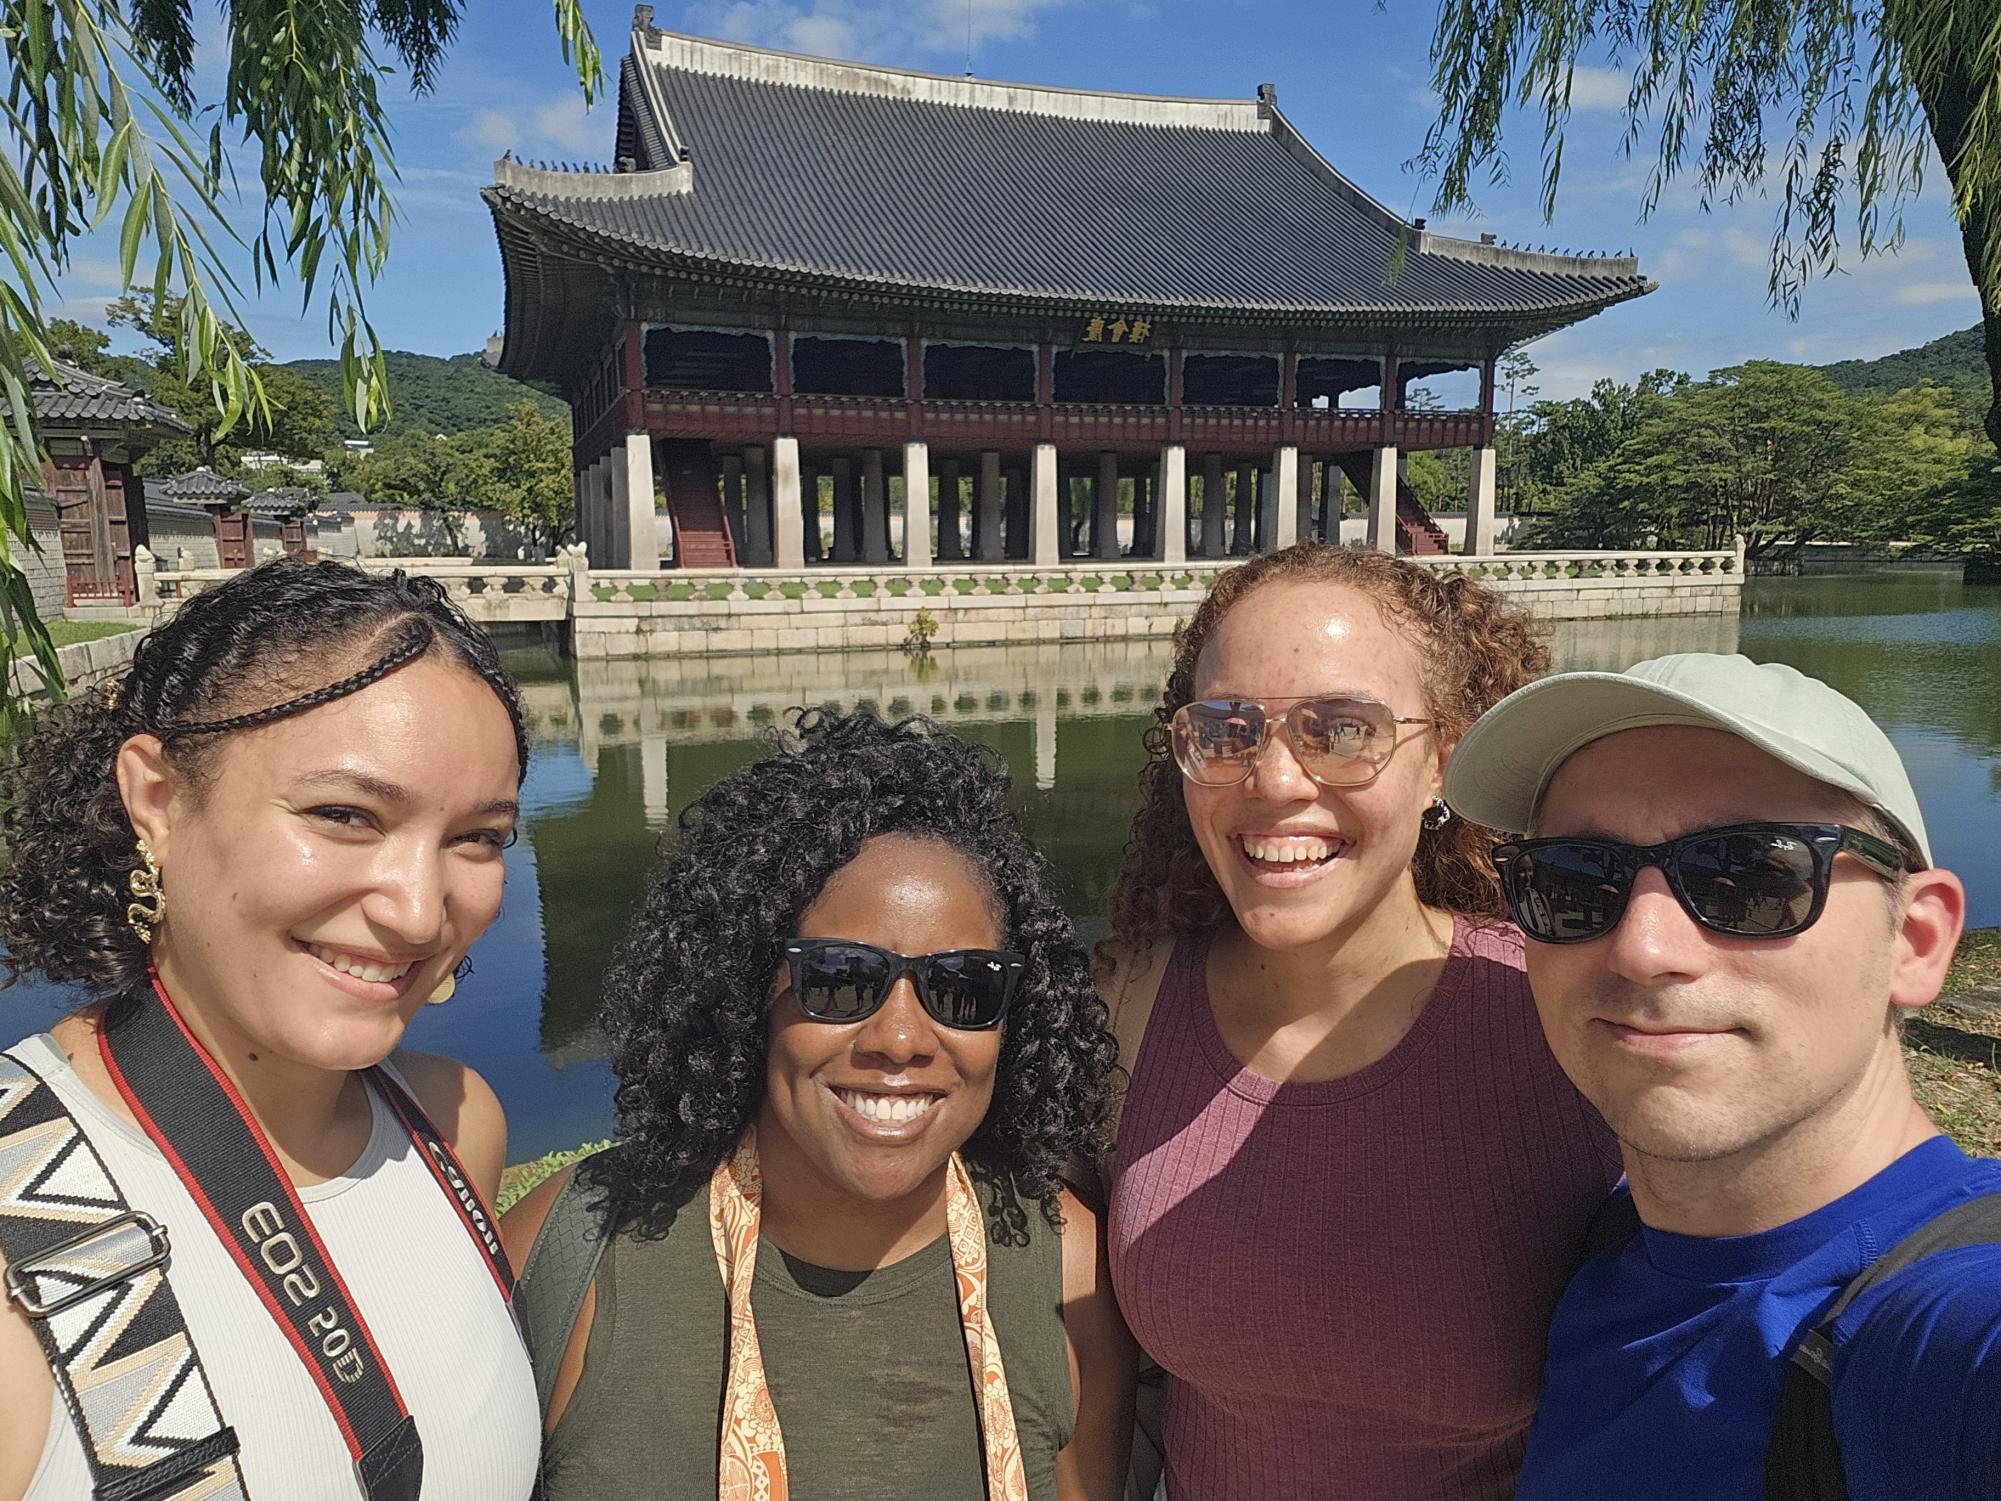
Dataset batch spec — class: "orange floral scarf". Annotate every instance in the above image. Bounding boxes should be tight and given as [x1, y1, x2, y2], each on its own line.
[709, 1128, 1027, 1501]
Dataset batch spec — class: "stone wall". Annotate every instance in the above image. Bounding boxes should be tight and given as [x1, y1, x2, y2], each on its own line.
[349, 508, 545, 560]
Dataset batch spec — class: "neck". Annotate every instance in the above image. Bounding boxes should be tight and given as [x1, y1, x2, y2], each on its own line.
[1219, 875, 1452, 1027]
[146, 951, 360, 1178]
[749, 1127, 953, 1272]
[1623, 1040, 1939, 1238]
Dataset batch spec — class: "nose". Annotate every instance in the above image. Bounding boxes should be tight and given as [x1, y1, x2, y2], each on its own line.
[1245, 718, 1320, 805]
[364, 838, 448, 951]
[1601, 865, 1709, 986]
[851, 971, 939, 1069]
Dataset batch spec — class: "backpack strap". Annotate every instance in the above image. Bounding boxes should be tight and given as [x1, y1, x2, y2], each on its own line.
[1765, 1192, 2001, 1501]
[514, 1161, 615, 1422]
[0, 1049, 248, 1500]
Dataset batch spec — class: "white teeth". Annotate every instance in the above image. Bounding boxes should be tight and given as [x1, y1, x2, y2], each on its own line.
[1242, 836, 1338, 864]
[308, 944, 415, 985]
[835, 1089, 939, 1125]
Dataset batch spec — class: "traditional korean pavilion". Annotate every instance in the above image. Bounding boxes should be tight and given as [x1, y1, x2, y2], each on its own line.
[484, 8, 1651, 570]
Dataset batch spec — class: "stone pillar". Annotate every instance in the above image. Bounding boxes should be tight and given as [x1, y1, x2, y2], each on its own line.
[1231, 461, 1255, 555]
[1132, 473, 1153, 557]
[744, 444, 772, 566]
[861, 449, 889, 564]
[1323, 462, 1347, 541]
[936, 457, 963, 560]
[801, 462, 823, 562]
[1294, 450, 1314, 546]
[622, 432, 660, 570]
[830, 456, 858, 563]
[1274, 445, 1300, 549]
[721, 452, 746, 556]
[134, 544, 158, 607]
[1257, 465, 1277, 552]
[771, 437, 804, 568]
[1200, 453, 1226, 559]
[977, 450, 1004, 563]
[1465, 444, 1498, 556]
[1159, 443, 1187, 565]
[608, 441, 633, 569]
[1032, 442, 1060, 566]
[1094, 450, 1121, 560]
[1367, 444, 1399, 554]
[1005, 467, 1029, 560]
[902, 439, 931, 569]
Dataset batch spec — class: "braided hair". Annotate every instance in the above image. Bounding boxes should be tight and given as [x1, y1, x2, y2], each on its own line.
[0, 558, 528, 998]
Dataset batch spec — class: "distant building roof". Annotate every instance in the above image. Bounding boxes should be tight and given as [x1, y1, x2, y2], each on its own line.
[28, 357, 188, 435]
[160, 466, 249, 504]
[244, 485, 316, 517]
[486, 15, 1650, 378]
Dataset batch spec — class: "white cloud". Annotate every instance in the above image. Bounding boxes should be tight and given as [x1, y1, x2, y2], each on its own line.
[530, 96, 603, 154]
[1893, 279, 1980, 308]
[456, 94, 603, 160]
[1564, 65, 1629, 112]
[689, 0, 1077, 66]
[460, 109, 518, 155]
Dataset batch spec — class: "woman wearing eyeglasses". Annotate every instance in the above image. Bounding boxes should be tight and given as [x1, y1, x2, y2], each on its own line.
[502, 709, 1135, 1500]
[1097, 542, 1622, 1500]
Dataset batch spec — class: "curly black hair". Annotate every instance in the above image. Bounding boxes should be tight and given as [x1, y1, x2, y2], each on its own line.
[593, 707, 1116, 1233]
[0, 557, 527, 998]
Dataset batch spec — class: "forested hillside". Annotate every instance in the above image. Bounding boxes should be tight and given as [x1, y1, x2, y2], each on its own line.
[282, 351, 565, 440]
[1819, 326, 1991, 402]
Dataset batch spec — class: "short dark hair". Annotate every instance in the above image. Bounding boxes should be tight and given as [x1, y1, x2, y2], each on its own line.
[591, 708, 1116, 1231]
[0, 558, 527, 998]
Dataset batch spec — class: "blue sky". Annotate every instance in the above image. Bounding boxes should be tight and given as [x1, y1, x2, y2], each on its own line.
[53, 0, 1985, 400]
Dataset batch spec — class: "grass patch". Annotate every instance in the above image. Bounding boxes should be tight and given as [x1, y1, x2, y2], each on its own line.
[497, 1140, 613, 1214]
[13, 620, 139, 651]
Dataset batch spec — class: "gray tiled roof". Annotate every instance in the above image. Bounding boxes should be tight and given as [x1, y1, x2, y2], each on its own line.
[28, 358, 188, 433]
[243, 485, 315, 516]
[486, 27, 1649, 325]
[160, 466, 249, 503]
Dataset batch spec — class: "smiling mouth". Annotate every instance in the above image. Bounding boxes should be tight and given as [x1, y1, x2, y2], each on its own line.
[303, 942, 419, 985]
[1236, 834, 1347, 874]
[831, 1088, 942, 1125]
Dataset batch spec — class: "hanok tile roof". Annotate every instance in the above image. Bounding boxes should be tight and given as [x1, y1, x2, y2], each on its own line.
[160, 466, 249, 504]
[485, 18, 1650, 378]
[243, 485, 316, 517]
[28, 357, 188, 434]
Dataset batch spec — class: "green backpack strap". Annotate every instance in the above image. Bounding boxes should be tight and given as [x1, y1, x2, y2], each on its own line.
[515, 1160, 615, 1422]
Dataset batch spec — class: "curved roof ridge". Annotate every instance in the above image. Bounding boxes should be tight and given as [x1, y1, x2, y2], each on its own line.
[635, 18, 1266, 131]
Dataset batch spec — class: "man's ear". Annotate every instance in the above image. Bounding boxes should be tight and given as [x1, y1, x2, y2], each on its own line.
[1887, 867, 1967, 1014]
[114, 734, 182, 861]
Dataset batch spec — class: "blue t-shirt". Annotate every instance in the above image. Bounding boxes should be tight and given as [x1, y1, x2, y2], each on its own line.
[1517, 1136, 2001, 1501]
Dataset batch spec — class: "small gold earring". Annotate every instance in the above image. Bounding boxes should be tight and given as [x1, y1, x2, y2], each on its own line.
[426, 970, 456, 1005]
[126, 839, 166, 944]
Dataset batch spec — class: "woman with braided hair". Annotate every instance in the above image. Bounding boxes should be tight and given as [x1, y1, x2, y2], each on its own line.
[0, 558, 541, 1501]
[1098, 542, 1621, 1498]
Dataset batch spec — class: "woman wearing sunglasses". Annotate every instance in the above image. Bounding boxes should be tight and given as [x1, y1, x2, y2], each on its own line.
[1097, 542, 1622, 1499]
[502, 709, 1135, 1500]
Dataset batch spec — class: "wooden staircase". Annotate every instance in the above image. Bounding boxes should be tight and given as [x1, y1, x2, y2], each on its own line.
[1333, 454, 1452, 555]
[657, 441, 736, 568]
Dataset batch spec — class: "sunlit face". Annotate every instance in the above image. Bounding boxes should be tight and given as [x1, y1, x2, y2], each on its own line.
[1525, 726, 1905, 1165]
[1182, 580, 1444, 952]
[757, 835, 1005, 1208]
[134, 653, 521, 1072]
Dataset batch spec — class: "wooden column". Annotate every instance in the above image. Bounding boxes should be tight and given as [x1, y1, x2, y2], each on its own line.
[1036, 342, 1055, 442]
[1279, 350, 1298, 443]
[1167, 347, 1185, 443]
[1380, 348, 1400, 446]
[774, 329, 795, 433]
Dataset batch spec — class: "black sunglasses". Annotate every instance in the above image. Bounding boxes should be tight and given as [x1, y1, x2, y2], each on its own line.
[1492, 821, 1911, 944]
[781, 939, 1023, 1030]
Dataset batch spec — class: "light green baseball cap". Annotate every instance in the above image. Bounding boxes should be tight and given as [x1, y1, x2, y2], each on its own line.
[1442, 652, 1931, 866]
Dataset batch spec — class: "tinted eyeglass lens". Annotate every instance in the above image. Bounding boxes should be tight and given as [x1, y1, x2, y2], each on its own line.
[1288, 699, 1393, 784]
[795, 944, 889, 1021]
[1510, 843, 1634, 943]
[1174, 702, 1266, 783]
[923, 953, 1012, 1028]
[1678, 829, 1819, 935]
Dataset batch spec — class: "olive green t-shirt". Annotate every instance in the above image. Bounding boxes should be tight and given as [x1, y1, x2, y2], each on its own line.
[542, 1184, 1072, 1499]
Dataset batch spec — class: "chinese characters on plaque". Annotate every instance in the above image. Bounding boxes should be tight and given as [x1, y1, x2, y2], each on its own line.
[1079, 314, 1156, 346]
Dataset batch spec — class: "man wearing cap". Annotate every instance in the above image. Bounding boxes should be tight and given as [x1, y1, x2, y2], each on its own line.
[1444, 652, 2000, 1500]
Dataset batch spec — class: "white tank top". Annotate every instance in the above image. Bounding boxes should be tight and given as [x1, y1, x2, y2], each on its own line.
[10, 1031, 542, 1501]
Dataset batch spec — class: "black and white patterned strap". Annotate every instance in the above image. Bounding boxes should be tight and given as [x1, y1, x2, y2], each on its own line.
[0, 1049, 247, 1500]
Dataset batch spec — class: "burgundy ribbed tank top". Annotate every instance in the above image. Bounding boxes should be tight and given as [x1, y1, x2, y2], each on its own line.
[1108, 917, 1621, 1500]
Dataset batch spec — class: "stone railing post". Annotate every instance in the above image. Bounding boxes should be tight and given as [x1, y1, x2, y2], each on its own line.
[133, 545, 158, 607]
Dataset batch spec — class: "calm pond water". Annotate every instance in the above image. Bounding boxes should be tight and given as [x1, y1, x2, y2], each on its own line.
[6, 573, 1997, 1159]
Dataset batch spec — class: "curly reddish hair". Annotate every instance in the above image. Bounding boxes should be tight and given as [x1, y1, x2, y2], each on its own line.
[1104, 542, 1550, 959]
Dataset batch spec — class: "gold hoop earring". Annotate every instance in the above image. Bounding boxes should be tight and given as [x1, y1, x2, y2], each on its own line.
[427, 956, 471, 1006]
[126, 840, 166, 944]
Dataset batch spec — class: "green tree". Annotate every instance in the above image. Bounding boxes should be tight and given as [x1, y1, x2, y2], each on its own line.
[1420, 0, 2001, 449]
[473, 402, 577, 556]
[1, 0, 600, 702]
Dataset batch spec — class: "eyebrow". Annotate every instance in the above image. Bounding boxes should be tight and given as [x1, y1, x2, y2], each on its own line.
[289, 769, 518, 819]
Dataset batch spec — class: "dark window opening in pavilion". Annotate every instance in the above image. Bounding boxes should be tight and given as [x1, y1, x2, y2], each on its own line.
[924, 344, 1035, 402]
[1183, 354, 1279, 407]
[1297, 356, 1382, 409]
[1053, 349, 1165, 405]
[793, 336, 904, 397]
[644, 328, 773, 392]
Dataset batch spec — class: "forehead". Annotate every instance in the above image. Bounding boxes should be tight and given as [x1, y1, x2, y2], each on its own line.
[800, 836, 1002, 946]
[1537, 725, 1856, 841]
[1194, 580, 1427, 702]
